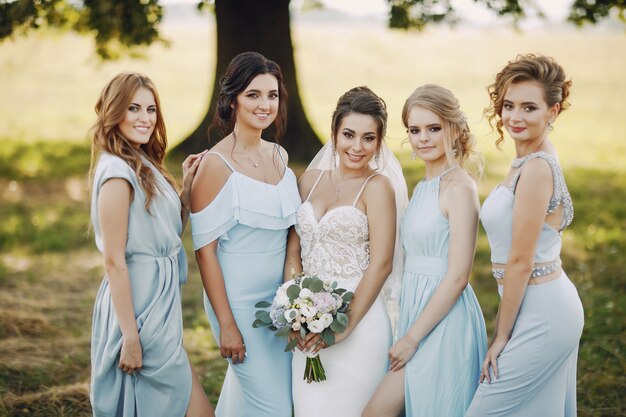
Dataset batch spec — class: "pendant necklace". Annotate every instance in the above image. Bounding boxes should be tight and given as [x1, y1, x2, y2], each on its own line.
[233, 130, 262, 168]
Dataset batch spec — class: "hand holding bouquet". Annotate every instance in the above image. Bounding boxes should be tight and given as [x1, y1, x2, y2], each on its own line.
[253, 273, 353, 383]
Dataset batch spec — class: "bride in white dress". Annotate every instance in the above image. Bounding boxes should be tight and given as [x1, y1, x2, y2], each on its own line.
[284, 86, 408, 417]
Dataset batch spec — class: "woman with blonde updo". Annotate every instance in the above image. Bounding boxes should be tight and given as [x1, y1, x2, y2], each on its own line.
[364, 84, 487, 417]
[465, 54, 583, 417]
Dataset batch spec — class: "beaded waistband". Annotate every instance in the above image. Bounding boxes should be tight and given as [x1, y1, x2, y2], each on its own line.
[492, 259, 561, 280]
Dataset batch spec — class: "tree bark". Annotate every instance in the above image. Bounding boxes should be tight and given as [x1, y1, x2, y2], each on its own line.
[173, 0, 322, 162]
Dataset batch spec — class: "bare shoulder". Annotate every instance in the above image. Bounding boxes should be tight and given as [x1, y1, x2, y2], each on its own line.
[297, 169, 323, 199]
[363, 174, 394, 202]
[520, 157, 554, 183]
[443, 168, 478, 197]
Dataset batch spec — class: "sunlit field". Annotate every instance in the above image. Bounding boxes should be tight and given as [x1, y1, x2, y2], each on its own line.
[1, 7, 624, 416]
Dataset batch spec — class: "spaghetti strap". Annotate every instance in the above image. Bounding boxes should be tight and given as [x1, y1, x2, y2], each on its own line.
[305, 170, 326, 202]
[440, 165, 459, 178]
[352, 173, 379, 206]
[206, 151, 235, 172]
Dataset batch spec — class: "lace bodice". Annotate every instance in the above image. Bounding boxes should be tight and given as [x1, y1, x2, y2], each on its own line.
[296, 201, 370, 286]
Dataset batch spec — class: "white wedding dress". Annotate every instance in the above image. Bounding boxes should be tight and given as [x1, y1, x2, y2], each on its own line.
[292, 170, 392, 417]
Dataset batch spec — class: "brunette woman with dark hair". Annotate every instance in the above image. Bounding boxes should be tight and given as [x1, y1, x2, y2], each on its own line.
[190, 52, 299, 416]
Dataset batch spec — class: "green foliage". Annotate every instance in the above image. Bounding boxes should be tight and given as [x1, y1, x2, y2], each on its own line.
[387, 0, 624, 30]
[569, 0, 626, 25]
[0, 140, 90, 181]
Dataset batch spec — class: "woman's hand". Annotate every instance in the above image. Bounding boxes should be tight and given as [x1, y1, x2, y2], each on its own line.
[180, 150, 208, 209]
[302, 333, 327, 355]
[119, 334, 143, 375]
[219, 321, 246, 365]
[480, 336, 509, 383]
[388, 335, 419, 372]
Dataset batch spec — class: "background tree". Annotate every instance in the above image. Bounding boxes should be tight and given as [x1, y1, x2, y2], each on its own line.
[1, 0, 624, 160]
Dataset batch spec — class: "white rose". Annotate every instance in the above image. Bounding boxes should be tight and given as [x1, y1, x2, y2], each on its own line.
[319, 313, 333, 329]
[284, 308, 298, 323]
[300, 304, 318, 318]
[299, 288, 313, 300]
[308, 320, 324, 333]
[291, 321, 302, 331]
[274, 284, 290, 307]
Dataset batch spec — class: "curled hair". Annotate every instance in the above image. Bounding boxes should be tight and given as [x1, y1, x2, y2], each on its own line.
[88, 72, 176, 211]
[486, 53, 572, 147]
[331, 86, 388, 151]
[210, 51, 288, 142]
[402, 84, 479, 173]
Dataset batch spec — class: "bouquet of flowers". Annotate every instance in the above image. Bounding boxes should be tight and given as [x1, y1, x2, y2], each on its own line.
[253, 273, 353, 383]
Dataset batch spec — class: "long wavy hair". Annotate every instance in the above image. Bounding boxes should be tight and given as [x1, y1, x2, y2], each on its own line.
[88, 72, 176, 211]
[486, 53, 572, 148]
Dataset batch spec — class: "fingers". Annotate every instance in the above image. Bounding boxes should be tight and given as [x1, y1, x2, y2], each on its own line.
[481, 355, 498, 383]
[221, 344, 247, 365]
[303, 334, 322, 351]
[182, 150, 208, 169]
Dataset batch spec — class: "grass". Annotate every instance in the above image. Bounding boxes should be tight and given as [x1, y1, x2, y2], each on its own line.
[0, 10, 625, 417]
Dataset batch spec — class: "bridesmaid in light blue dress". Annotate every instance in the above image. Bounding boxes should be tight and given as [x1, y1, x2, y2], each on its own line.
[365, 85, 486, 417]
[89, 73, 212, 416]
[190, 52, 299, 417]
[465, 55, 583, 417]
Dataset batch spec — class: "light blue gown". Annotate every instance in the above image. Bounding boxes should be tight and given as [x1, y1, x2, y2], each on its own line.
[398, 167, 487, 417]
[190, 149, 300, 417]
[465, 152, 584, 417]
[90, 153, 191, 417]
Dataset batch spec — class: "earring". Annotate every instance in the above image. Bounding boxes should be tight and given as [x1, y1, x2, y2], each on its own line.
[410, 151, 417, 160]
[547, 121, 554, 132]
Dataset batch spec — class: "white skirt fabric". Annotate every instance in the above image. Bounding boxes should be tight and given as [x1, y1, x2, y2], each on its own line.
[292, 296, 392, 417]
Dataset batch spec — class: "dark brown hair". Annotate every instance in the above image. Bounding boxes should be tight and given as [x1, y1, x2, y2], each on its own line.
[210, 51, 288, 142]
[331, 86, 387, 152]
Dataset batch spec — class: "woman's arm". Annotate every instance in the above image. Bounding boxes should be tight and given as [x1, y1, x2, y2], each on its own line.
[191, 155, 246, 364]
[388, 176, 479, 371]
[481, 158, 554, 382]
[179, 150, 207, 232]
[98, 178, 142, 374]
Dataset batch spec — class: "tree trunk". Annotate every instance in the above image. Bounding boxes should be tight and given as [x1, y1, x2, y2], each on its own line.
[173, 0, 322, 162]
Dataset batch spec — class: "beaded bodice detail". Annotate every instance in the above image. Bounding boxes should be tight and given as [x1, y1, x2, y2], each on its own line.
[296, 201, 370, 283]
[481, 151, 574, 265]
[507, 152, 574, 231]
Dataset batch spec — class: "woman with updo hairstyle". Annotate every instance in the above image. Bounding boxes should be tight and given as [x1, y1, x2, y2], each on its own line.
[465, 54, 583, 416]
[364, 84, 487, 417]
[190, 52, 299, 416]
[284, 86, 408, 416]
[89, 72, 213, 416]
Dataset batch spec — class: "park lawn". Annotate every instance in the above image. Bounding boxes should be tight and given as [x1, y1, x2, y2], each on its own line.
[1, 16, 625, 417]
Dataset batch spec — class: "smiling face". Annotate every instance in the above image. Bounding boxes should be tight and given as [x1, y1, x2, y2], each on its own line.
[117, 87, 157, 147]
[407, 105, 447, 166]
[501, 80, 559, 145]
[333, 112, 380, 171]
[235, 73, 279, 132]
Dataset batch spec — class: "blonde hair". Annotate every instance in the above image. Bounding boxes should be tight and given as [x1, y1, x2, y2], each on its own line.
[486, 53, 572, 147]
[88, 72, 176, 211]
[402, 84, 480, 175]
